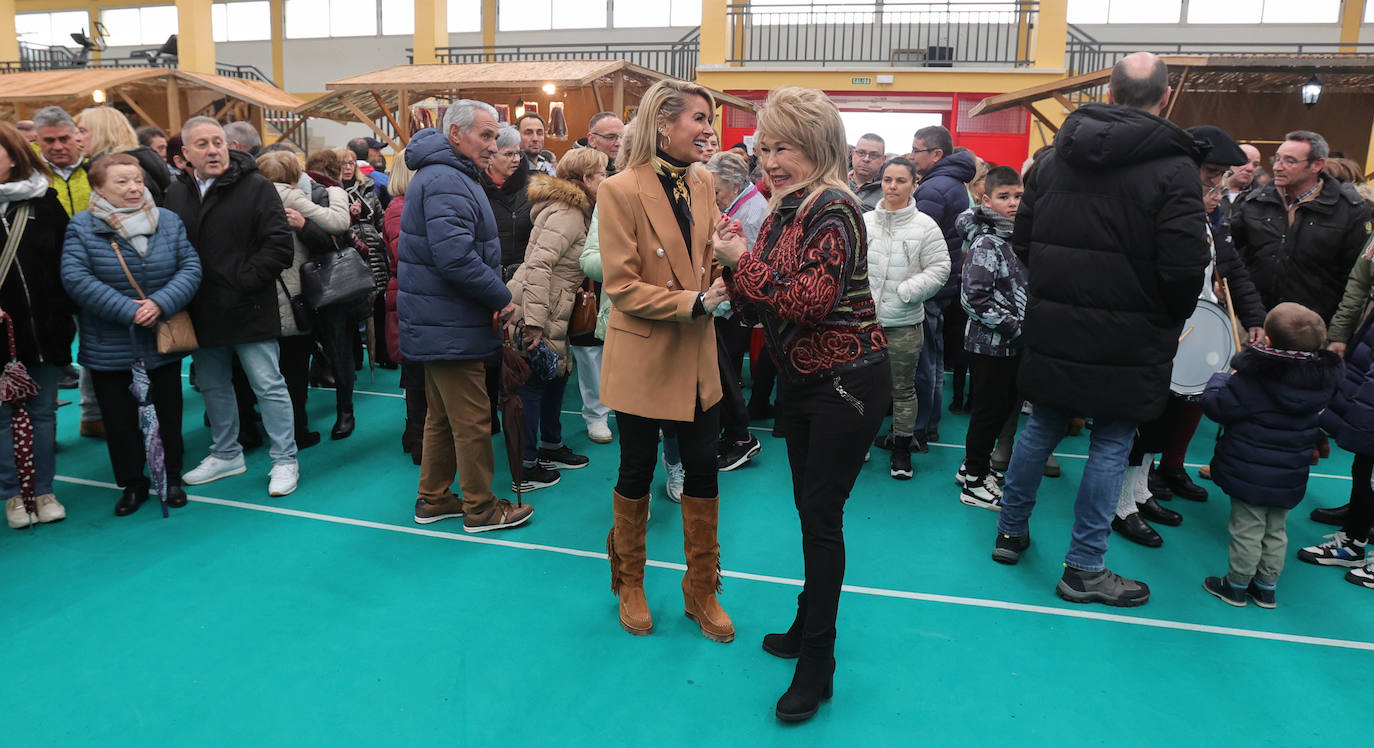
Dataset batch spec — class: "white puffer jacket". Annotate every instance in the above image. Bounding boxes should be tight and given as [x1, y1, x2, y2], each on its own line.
[863, 199, 951, 328]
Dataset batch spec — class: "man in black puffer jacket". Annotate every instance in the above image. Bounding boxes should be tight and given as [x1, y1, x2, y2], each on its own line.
[165, 116, 299, 498]
[1230, 130, 1371, 324]
[992, 53, 1210, 608]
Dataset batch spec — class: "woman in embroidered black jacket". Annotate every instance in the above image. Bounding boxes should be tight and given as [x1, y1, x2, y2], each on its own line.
[715, 87, 890, 724]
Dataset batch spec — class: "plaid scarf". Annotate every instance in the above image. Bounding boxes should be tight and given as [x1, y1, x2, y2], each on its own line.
[89, 189, 158, 257]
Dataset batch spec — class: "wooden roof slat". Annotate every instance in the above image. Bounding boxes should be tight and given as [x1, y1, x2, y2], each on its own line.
[0, 68, 305, 111]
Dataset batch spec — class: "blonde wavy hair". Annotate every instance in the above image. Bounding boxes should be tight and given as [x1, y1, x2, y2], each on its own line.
[388, 147, 414, 197]
[619, 79, 715, 172]
[77, 106, 139, 158]
[755, 87, 857, 212]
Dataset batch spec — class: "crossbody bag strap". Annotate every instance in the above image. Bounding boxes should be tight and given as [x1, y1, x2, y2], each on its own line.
[109, 238, 148, 300]
[0, 202, 32, 290]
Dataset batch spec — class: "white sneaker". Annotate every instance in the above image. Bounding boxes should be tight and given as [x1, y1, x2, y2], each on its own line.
[664, 456, 685, 503]
[183, 454, 247, 485]
[268, 462, 299, 497]
[6, 496, 32, 529]
[34, 494, 65, 523]
[587, 420, 613, 444]
[960, 473, 1003, 511]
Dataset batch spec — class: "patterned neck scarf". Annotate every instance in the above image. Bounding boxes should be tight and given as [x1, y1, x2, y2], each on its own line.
[653, 150, 693, 226]
[89, 188, 159, 257]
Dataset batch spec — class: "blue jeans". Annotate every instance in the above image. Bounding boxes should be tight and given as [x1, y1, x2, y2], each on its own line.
[997, 403, 1137, 572]
[913, 302, 945, 435]
[193, 341, 297, 465]
[0, 363, 58, 497]
[519, 374, 568, 466]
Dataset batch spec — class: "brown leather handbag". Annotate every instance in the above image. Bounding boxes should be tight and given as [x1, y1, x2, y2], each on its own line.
[569, 278, 597, 336]
[111, 239, 199, 354]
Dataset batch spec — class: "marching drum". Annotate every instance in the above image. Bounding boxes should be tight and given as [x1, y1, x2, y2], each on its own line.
[1170, 299, 1238, 396]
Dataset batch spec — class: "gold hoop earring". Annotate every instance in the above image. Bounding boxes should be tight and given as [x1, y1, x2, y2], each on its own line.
[659, 131, 670, 151]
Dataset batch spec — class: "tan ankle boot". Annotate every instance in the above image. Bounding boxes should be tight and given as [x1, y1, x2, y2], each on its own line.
[608, 491, 652, 635]
[680, 494, 734, 643]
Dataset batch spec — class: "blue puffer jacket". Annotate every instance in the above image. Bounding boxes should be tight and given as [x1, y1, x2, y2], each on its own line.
[1204, 346, 1342, 508]
[397, 128, 511, 362]
[60, 208, 202, 371]
[914, 150, 977, 303]
[1322, 315, 1374, 456]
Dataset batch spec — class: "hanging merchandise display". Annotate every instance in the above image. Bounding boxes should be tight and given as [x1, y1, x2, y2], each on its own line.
[548, 101, 568, 139]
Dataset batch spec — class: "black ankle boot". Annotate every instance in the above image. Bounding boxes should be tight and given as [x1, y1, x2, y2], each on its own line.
[775, 655, 836, 723]
[115, 480, 150, 517]
[331, 412, 355, 440]
[1158, 466, 1207, 501]
[762, 593, 805, 659]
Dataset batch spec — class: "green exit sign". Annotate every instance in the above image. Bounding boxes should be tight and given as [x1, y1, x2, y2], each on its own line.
[851, 77, 873, 85]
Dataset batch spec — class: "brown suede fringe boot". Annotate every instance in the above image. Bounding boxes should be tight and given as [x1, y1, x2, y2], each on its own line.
[680, 494, 734, 643]
[608, 491, 653, 635]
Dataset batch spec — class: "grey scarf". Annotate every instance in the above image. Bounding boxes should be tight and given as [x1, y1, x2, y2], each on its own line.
[89, 189, 159, 257]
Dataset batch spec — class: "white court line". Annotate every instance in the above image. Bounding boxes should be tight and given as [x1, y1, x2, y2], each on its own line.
[183, 377, 1357, 483]
[54, 474, 1374, 653]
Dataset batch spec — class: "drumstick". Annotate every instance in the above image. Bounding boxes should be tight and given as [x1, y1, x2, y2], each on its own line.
[1179, 326, 1195, 343]
[1221, 278, 1245, 351]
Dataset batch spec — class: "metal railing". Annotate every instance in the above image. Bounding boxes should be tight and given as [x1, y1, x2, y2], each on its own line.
[410, 29, 702, 81]
[1064, 27, 1374, 104]
[725, 1, 1037, 67]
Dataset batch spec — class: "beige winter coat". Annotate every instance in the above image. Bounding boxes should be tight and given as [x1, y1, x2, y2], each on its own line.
[273, 181, 349, 337]
[507, 174, 593, 375]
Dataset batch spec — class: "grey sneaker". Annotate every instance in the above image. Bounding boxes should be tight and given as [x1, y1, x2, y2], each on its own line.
[1056, 566, 1150, 607]
[463, 499, 534, 533]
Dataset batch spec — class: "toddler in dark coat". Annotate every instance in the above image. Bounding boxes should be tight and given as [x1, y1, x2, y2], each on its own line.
[1201, 303, 1342, 608]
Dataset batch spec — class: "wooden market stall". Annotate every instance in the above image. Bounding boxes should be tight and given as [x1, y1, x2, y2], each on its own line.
[0, 67, 306, 140]
[296, 60, 758, 156]
[968, 54, 1374, 167]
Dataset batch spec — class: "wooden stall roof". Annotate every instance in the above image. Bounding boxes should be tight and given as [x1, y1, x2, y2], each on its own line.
[969, 54, 1374, 118]
[0, 67, 304, 111]
[297, 59, 758, 122]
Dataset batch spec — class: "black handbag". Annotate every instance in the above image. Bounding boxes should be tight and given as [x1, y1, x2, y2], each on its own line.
[300, 247, 375, 310]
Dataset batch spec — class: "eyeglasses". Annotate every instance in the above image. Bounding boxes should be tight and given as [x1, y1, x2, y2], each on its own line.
[1201, 165, 1233, 182]
[590, 131, 622, 143]
[852, 149, 883, 161]
[1271, 155, 1312, 167]
[497, 150, 521, 159]
[1206, 183, 1227, 196]
[910, 147, 939, 155]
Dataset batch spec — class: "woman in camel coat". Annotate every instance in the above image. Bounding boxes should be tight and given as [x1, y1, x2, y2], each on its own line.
[597, 79, 734, 643]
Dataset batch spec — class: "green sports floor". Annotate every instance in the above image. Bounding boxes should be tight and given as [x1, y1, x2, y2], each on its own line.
[5, 363, 1369, 746]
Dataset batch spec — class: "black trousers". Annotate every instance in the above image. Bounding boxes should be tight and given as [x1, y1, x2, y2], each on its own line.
[1347, 453, 1374, 543]
[315, 304, 356, 417]
[963, 352, 1020, 477]
[944, 303, 970, 397]
[750, 344, 779, 407]
[278, 334, 314, 438]
[1129, 395, 1194, 465]
[371, 295, 394, 366]
[401, 361, 428, 427]
[89, 363, 184, 489]
[716, 318, 752, 442]
[778, 362, 890, 659]
[615, 402, 720, 499]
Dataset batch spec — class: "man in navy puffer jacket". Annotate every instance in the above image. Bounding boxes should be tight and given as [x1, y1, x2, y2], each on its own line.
[399, 100, 532, 533]
[909, 126, 976, 443]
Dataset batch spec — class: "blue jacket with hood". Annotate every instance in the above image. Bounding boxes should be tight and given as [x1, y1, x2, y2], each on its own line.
[397, 128, 512, 362]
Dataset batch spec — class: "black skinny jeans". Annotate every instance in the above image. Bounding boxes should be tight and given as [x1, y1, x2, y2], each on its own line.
[964, 353, 1020, 477]
[615, 402, 720, 499]
[778, 362, 890, 660]
[89, 363, 184, 489]
[1346, 453, 1374, 543]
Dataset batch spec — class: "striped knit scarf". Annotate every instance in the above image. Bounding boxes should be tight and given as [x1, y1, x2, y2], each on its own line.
[89, 189, 158, 257]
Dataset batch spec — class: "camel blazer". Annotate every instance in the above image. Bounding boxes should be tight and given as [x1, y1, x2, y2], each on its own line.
[597, 162, 723, 422]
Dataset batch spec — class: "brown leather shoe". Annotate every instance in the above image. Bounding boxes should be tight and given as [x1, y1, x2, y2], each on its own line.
[608, 491, 652, 635]
[80, 419, 105, 439]
[680, 494, 734, 643]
